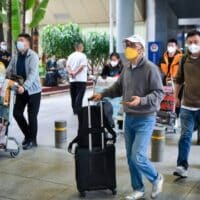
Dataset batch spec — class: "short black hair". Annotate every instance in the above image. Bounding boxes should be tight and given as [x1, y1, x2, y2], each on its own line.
[186, 30, 200, 39]
[18, 33, 32, 44]
[110, 52, 120, 60]
[167, 38, 177, 45]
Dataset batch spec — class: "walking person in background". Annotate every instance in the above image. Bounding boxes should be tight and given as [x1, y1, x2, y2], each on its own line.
[173, 30, 200, 178]
[6, 33, 41, 150]
[159, 38, 182, 85]
[66, 42, 88, 115]
[91, 34, 164, 200]
[159, 38, 183, 121]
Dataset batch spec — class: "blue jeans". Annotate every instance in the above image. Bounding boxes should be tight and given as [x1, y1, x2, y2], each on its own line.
[124, 114, 158, 191]
[177, 108, 200, 169]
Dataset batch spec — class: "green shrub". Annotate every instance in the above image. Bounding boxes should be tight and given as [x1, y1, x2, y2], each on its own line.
[41, 23, 83, 58]
[41, 23, 113, 74]
[84, 32, 110, 72]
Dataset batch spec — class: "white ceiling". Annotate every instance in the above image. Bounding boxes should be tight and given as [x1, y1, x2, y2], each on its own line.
[40, 0, 145, 26]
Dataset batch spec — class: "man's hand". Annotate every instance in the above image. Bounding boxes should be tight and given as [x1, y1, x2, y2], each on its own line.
[17, 86, 25, 94]
[69, 71, 75, 78]
[122, 96, 141, 107]
[90, 93, 102, 101]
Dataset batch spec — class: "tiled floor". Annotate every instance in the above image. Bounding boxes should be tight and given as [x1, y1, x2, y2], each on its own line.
[0, 90, 200, 200]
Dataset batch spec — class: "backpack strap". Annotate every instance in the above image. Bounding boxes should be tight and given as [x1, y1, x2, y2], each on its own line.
[68, 136, 79, 154]
[180, 55, 187, 81]
[177, 55, 188, 100]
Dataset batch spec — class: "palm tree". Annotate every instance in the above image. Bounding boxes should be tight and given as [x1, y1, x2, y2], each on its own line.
[5, 0, 49, 52]
[31, 0, 40, 53]
[29, 0, 49, 28]
[0, 24, 3, 42]
[6, 0, 21, 53]
[0, 0, 6, 41]
[21, 0, 36, 33]
[7, 0, 12, 52]
[29, 0, 49, 53]
[0, 0, 4, 41]
[21, 0, 26, 33]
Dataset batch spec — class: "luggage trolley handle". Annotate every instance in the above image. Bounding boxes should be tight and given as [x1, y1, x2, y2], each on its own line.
[88, 99, 105, 152]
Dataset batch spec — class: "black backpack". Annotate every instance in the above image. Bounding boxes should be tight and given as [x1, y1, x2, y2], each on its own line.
[68, 103, 116, 152]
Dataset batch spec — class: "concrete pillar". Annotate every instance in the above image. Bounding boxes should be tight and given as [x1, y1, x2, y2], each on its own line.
[146, 0, 156, 42]
[155, 0, 168, 49]
[146, 0, 178, 55]
[167, 6, 179, 41]
[154, 0, 178, 53]
[109, 0, 114, 54]
[116, 0, 134, 58]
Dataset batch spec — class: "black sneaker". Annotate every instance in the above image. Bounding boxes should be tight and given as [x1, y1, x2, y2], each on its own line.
[23, 141, 33, 150]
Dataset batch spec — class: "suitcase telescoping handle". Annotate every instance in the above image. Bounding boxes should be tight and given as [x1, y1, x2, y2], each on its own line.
[88, 99, 105, 152]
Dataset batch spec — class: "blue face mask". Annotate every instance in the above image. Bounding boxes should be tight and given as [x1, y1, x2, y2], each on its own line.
[16, 41, 25, 51]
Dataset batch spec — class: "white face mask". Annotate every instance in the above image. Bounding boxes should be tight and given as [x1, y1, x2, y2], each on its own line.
[188, 43, 200, 54]
[110, 60, 118, 67]
[16, 41, 25, 51]
[1, 45, 7, 51]
[167, 46, 176, 54]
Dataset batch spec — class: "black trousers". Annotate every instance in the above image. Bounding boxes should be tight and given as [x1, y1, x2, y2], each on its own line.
[70, 82, 86, 114]
[13, 91, 41, 142]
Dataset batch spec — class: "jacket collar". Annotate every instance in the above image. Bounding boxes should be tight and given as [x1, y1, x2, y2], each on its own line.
[18, 48, 32, 57]
[26, 49, 32, 57]
[128, 57, 146, 69]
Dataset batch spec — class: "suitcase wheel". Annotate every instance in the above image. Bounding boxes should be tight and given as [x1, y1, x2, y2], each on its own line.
[10, 147, 20, 158]
[79, 191, 86, 198]
[112, 189, 117, 195]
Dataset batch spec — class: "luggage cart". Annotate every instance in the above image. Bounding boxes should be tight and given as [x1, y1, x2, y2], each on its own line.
[0, 74, 20, 157]
[156, 84, 177, 135]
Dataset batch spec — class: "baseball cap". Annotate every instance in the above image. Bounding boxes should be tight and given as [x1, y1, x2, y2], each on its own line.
[124, 34, 145, 48]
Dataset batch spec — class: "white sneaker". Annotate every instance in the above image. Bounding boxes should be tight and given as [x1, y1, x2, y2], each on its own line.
[151, 174, 164, 199]
[173, 166, 188, 178]
[125, 191, 145, 200]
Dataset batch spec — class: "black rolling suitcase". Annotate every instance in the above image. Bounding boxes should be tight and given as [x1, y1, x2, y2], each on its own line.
[69, 100, 117, 197]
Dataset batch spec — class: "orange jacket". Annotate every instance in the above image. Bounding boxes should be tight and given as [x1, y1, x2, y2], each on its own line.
[160, 50, 182, 79]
